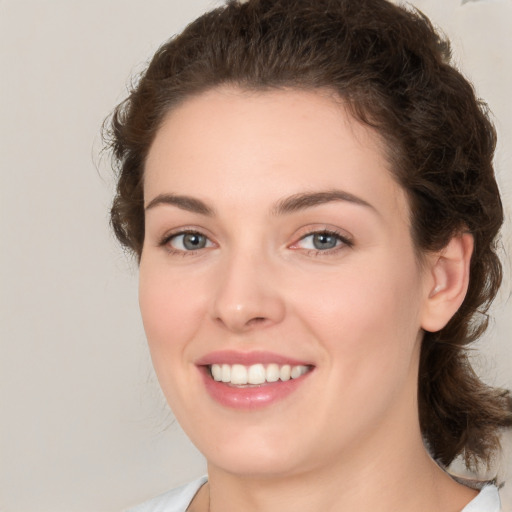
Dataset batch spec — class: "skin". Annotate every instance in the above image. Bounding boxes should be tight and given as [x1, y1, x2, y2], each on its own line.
[139, 87, 476, 511]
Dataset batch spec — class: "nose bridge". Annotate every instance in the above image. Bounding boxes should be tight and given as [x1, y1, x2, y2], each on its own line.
[211, 240, 285, 332]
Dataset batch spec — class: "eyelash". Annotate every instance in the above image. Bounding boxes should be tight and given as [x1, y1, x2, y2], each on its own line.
[159, 228, 353, 256]
[159, 229, 214, 256]
[291, 229, 353, 256]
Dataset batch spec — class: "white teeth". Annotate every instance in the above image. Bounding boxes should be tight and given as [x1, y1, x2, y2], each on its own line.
[210, 363, 310, 385]
[211, 364, 222, 381]
[280, 364, 291, 381]
[247, 364, 266, 385]
[291, 365, 308, 379]
[266, 363, 280, 382]
[230, 364, 248, 385]
[221, 364, 231, 383]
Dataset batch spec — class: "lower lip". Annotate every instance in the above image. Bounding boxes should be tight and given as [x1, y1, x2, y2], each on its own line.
[199, 367, 312, 410]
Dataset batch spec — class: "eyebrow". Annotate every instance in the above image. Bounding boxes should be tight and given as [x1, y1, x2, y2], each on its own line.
[144, 189, 376, 217]
[272, 190, 376, 216]
[145, 194, 215, 216]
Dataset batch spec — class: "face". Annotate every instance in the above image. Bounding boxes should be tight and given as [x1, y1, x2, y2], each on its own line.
[139, 87, 434, 478]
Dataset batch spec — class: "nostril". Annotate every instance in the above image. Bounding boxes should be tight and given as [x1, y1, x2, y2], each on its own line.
[248, 317, 267, 326]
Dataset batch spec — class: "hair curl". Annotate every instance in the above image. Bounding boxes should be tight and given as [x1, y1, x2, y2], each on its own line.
[105, 0, 512, 470]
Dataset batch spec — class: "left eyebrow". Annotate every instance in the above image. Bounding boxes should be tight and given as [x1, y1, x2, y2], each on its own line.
[272, 190, 378, 216]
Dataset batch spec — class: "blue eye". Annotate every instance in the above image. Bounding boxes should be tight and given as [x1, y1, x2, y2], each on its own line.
[310, 232, 339, 250]
[296, 230, 351, 252]
[167, 232, 212, 251]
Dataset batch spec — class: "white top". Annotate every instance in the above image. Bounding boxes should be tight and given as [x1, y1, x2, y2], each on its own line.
[127, 476, 502, 512]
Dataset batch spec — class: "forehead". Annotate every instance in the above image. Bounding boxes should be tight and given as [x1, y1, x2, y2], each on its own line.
[144, 86, 408, 219]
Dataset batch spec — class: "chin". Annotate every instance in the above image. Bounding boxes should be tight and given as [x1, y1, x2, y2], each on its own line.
[206, 449, 306, 478]
[190, 422, 329, 479]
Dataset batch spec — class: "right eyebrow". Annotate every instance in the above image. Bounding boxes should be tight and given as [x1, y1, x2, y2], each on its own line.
[144, 194, 215, 216]
[272, 190, 378, 216]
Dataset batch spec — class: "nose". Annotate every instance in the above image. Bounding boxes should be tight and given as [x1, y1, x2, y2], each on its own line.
[210, 251, 286, 333]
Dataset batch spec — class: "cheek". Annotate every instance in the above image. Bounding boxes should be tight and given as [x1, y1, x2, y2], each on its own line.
[291, 254, 424, 378]
[138, 263, 207, 368]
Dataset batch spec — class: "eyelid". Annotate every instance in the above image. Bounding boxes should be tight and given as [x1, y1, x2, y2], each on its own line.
[159, 227, 216, 254]
[288, 226, 354, 252]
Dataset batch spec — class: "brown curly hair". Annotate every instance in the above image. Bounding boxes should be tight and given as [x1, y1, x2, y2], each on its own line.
[105, 0, 512, 470]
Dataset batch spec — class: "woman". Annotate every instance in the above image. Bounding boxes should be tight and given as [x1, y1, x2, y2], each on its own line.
[105, 0, 512, 510]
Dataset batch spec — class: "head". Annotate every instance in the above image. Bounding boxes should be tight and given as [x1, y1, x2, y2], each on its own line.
[106, 0, 511, 471]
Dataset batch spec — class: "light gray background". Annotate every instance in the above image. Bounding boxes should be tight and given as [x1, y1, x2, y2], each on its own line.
[1, 1, 511, 511]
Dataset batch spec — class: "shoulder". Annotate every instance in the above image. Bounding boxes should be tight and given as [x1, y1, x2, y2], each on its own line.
[126, 476, 208, 512]
[461, 484, 501, 512]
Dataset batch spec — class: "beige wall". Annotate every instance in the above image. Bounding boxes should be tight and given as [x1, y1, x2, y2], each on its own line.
[1, 1, 510, 510]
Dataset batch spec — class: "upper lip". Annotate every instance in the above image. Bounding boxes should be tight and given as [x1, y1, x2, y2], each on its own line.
[195, 350, 313, 367]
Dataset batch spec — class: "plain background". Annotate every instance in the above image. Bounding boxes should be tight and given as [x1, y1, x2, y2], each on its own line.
[1, 0, 511, 510]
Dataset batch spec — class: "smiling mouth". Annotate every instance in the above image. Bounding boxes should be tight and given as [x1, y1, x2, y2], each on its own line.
[209, 363, 312, 386]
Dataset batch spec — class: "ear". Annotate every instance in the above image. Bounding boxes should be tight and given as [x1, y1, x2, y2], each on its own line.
[421, 233, 474, 333]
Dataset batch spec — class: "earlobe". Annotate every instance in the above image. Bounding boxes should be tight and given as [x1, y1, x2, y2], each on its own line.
[421, 233, 474, 333]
